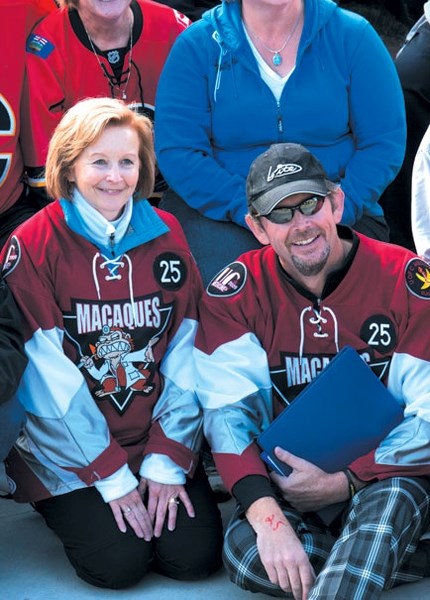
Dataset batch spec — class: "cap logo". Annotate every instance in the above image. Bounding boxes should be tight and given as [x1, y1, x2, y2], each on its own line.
[267, 163, 302, 182]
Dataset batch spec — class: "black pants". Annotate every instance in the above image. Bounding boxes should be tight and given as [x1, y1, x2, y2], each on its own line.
[34, 463, 223, 589]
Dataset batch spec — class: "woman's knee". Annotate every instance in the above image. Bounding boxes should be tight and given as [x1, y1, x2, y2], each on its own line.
[68, 538, 152, 589]
[155, 525, 223, 580]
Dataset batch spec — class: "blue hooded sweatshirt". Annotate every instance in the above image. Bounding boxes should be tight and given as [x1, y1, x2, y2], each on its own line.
[155, 0, 406, 228]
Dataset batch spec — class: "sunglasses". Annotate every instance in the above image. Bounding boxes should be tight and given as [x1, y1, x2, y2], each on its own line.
[257, 195, 326, 224]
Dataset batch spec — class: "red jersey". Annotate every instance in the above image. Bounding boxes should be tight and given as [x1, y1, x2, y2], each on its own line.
[22, 0, 189, 189]
[0, 0, 57, 214]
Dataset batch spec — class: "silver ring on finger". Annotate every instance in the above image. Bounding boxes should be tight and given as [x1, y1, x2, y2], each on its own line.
[123, 506, 132, 514]
[168, 496, 180, 506]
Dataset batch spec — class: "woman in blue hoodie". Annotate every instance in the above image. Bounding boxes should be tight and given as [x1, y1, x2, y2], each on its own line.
[155, 0, 406, 285]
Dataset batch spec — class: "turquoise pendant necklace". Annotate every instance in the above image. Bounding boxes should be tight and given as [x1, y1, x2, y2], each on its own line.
[245, 7, 302, 67]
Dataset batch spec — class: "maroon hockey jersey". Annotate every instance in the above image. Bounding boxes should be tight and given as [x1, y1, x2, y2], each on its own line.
[1, 199, 203, 503]
[195, 230, 430, 500]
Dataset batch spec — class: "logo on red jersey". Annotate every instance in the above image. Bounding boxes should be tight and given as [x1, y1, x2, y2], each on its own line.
[2, 236, 21, 277]
[0, 94, 15, 188]
[207, 262, 247, 297]
[0, 154, 11, 188]
[107, 50, 120, 65]
[173, 10, 191, 29]
[26, 34, 54, 59]
[0, 93, 15, 135]
[405, 258, 430, 299]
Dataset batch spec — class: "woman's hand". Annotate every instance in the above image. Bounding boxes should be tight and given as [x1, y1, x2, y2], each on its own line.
[109, 488, 153, 541]
[139, 478, 195, 537]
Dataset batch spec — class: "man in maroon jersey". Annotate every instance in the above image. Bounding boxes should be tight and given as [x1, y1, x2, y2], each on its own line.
[195, 143, 430, 599]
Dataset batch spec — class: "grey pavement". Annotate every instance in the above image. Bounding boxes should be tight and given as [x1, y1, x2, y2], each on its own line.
[1, 498, 430, 600]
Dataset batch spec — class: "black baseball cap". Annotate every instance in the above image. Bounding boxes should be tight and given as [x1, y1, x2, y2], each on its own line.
[247, 143, 331, 215]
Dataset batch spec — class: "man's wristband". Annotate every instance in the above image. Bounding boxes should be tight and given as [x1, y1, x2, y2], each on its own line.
[343, 468, 357, 499]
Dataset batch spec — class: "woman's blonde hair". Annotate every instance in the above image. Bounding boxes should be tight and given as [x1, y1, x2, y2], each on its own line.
[57, 1, 78, 8]
[45, 97, 155, 201]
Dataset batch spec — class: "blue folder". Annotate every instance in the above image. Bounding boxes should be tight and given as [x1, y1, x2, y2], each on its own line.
[258, 346, 404, 478]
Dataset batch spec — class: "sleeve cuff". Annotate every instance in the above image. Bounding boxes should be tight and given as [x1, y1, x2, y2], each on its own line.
[94, 463, 138, 503]
[140, 453, 186, 485]
[232, 474, 277, 512]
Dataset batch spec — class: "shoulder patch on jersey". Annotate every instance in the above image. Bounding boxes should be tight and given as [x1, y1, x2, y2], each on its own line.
[173, 10, 191, 29]
[405, 258, 430, 299]
[2, 236, 21, 277]
[207, 261, 247, 297]
[26, 34, 55, 59]
[153, 252, 187, 291]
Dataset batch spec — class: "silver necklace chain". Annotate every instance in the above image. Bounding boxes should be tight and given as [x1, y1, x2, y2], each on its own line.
[245, 7, 302, 67]
[84, 19, 133, 100]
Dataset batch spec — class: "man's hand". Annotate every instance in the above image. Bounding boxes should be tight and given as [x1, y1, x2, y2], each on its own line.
[140, 478, 195, 538]
[246, 496, 315, 600]
[270, 447, 350, 512]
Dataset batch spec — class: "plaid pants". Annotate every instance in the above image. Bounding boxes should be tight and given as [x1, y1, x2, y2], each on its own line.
[223, 477, 430, 599]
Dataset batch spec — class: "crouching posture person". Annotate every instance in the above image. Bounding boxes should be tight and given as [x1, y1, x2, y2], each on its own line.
[0, 97, 222, 589]
[195, 143, 430, 599]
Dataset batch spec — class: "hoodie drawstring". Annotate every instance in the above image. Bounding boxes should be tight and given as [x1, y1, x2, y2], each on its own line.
[213, 30, 227, 102]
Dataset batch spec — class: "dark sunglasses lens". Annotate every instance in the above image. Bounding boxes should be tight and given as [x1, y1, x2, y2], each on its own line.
[266, 207, 294, 223]
[300, 197, 322, 215]
[266, 196, 325, 223]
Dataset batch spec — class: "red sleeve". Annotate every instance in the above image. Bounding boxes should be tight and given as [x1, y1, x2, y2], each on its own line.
[214, 443, 269, 493]
[22, 9, 69, 184]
